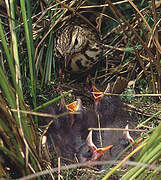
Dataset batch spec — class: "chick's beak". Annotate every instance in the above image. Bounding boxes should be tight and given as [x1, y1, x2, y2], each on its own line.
[86, 130, 113, 161]
[66, 101, 77, 112]
[123, 124, 134, 144]
[92, 85, 103, 101]
[91, 145, 113, 161]
[66, 98, 83, 127]
[123, 124, 142, 150]
[92, 83, 111, 102]
[66, 98, 82, 112]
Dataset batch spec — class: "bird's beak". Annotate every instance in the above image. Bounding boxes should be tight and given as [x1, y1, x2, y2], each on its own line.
[64, 54, 71, 68]
[66, 98, 83, 127]
[103, 83, 111, 94]
[87, 130, 113, 161]
[66, 98, 82, 112]
[123, 124, 134, 144]
[123, 124, 142, 150]
[66, 101, 77, 112]
[96, 145, 113, 153]
[92, 83, 111, 101]
[89, 75, 104, 101]
[92, 85, 103, 101]
[91, 145, 113, 162]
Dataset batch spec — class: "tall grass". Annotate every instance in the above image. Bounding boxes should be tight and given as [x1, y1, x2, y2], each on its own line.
[0, 1, 39, 178]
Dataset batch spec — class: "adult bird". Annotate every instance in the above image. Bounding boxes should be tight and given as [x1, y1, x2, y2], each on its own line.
[54, 16, 103, 74]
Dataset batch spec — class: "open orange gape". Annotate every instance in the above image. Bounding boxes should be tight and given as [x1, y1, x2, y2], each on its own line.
[65, 98, 113, 162]
[41, 81, 141, 166]
[86, 130, 113, 162]
[91, 82, 141, 160]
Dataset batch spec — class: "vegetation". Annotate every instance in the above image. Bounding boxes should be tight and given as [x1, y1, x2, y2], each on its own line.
[0, 0, 160, 179]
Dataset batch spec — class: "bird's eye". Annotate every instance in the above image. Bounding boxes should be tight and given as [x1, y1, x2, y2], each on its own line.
[72, 31, 83, 51]
[74, 38, 79, 46]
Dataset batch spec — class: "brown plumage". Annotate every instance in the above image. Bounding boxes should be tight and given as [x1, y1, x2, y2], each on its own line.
[54, 16, 103, 73]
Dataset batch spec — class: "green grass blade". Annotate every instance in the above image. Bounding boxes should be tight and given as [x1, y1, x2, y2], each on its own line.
[9, 0, 22, 89]
[35, 89, 73, 111]
[20, 0, 36, 108]
[0, 17, 16, 87]
[41, 32, 54, 86]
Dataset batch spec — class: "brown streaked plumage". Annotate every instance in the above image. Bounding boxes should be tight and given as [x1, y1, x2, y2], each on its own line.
[54, 16, 103, 73]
